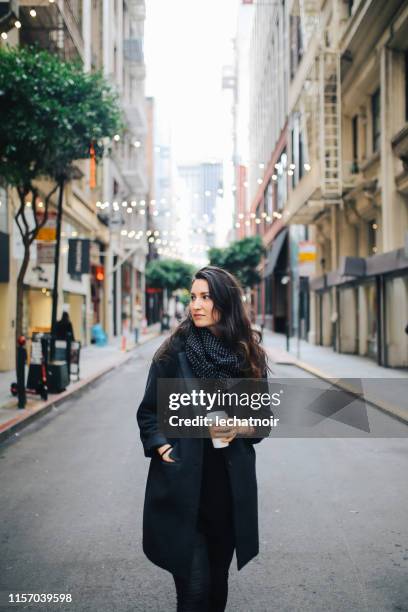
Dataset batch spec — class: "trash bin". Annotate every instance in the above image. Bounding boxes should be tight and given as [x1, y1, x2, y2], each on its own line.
[91, 324, 107, 346]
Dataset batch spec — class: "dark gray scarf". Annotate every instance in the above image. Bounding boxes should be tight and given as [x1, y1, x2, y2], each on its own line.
[185, 325, 242, 380]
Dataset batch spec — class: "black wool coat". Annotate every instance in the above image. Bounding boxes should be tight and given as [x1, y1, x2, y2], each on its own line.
[136, 336, 270, 579]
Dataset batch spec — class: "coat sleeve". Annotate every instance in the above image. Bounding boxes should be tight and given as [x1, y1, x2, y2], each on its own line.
[136, 360, 170, 458]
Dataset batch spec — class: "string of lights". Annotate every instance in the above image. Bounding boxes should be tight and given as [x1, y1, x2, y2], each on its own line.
[0, 0, 58, 40]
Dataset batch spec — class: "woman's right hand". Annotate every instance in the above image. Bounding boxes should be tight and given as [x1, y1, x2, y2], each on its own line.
[157, 443, 176, 463]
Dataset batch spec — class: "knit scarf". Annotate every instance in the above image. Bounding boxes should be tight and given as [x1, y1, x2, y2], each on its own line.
[185, 325, 242, 381]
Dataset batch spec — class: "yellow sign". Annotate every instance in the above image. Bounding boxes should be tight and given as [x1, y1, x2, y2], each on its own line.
[37, 226, 57, 241]
[298, 241, 316, 277]
[35, 211, 57, 242]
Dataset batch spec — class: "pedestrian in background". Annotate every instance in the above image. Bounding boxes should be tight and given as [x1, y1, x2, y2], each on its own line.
[137, 266, 271, 612]
[133, 302, 143, 345]
[54, 311, 75, 341]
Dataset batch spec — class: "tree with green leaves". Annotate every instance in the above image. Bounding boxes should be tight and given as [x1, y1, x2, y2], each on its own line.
[208, 235, 266, 289]
[0, 45, 123, 348]
[146, 259, 196, 293]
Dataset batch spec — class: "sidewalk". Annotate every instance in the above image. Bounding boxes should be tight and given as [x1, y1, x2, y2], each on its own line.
[0, 323, 162, 443]
[262, 330, 408, 424]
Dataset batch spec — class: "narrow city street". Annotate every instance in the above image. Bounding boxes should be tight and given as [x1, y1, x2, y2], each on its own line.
[0, 336, 407, 612]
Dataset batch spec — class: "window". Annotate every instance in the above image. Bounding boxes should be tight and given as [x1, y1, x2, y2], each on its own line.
[352, 115, 359, 173]
[256, 204, 262, 235]
[276, 150, 287, 210]
[0, 187, 7, 233]
[290, 15, 302, 80]
[405, 52, 408, 121]
[265, 181, 273, 218]
[371, 89, 381, 153]
[368, 219, 378, 255]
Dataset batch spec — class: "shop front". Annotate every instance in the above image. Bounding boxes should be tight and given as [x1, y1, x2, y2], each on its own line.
[311, 248, 408, 367]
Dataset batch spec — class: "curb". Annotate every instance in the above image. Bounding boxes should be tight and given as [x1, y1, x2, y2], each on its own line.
[0, 331, 161, 445]
[266, 349, 408, 426]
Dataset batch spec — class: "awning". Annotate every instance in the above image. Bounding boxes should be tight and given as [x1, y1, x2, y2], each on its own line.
[262, 228, 288, 278]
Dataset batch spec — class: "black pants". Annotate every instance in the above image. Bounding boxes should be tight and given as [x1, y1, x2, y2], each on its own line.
[172, 520, 235, 612]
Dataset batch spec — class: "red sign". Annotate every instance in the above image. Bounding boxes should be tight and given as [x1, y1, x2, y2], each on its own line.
[94, 265, 104, 281]
[146, 287, 162, 294]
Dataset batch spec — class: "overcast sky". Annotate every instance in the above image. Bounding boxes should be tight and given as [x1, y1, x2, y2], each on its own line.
[144, 0, 239, 163]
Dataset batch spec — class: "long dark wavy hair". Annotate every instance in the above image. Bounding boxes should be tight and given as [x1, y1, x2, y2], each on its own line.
[155, 266, 270, 378]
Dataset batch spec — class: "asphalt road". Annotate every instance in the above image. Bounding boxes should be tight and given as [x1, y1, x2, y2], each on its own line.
[0, 335, 407, 612]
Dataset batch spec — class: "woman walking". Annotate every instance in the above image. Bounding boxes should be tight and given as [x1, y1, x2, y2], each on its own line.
[137, 266, 270, 611]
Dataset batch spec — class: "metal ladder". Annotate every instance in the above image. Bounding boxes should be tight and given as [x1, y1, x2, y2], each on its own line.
[319, 48, 342, 201]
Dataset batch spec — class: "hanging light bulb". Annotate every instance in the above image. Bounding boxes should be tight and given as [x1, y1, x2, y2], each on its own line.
[29, 9, 37, 17]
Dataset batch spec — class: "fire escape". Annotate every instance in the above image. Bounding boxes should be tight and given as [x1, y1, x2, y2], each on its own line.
[289, 0, 342, 222]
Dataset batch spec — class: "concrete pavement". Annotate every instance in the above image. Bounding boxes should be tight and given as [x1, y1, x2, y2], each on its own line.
[0, 324, 161, 444]
[0, 336, 407, 611]
[263, 330, 408, 425]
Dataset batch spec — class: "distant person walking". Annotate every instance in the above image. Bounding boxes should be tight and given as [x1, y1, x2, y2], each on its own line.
[54, 311, 75, 341]
[134, 303, 143, 345]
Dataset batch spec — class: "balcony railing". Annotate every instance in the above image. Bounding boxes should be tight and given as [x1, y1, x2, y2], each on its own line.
[123, 38, 144, 63]
[123, 103, 147, 136]
[18, 0, 84, 60]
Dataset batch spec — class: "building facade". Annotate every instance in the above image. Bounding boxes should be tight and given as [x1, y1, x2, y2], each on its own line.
[243, 0, 408, 366]
[0, 0, 148, 371]
[246, 0, 293, 331]
[285, 0, 408, 366]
